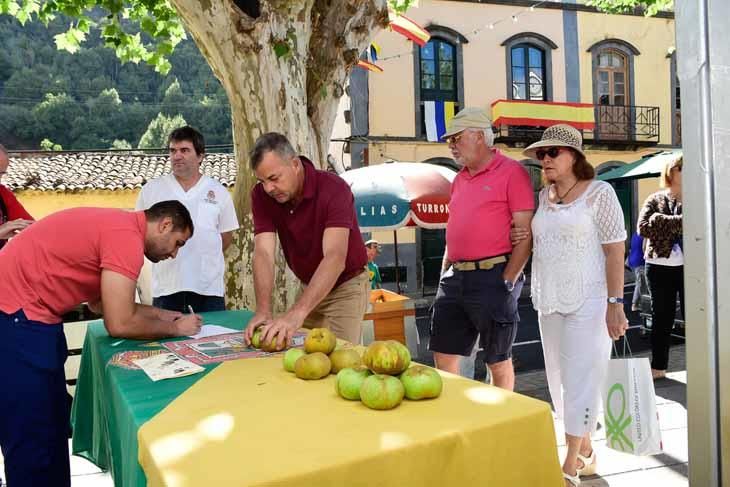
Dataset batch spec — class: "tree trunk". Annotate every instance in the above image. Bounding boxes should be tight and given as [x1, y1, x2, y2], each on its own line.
[168, 0, 388, 311]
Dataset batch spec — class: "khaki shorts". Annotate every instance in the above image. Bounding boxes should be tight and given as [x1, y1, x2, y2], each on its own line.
[302, 270, 369, 344]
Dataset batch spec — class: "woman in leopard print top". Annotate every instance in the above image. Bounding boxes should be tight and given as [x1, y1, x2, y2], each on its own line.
[637, 156, 683, 380]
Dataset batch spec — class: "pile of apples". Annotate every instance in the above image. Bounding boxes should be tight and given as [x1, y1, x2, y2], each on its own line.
[281, 328, 443, 410]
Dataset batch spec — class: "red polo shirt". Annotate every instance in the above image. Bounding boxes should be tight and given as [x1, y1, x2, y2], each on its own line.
[251, 157, 367, 287]
[0, 208, 145, 324]
[447, 149, 535, 262]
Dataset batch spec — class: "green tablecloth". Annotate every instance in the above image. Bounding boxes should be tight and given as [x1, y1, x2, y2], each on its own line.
[71, 310, 253, 487]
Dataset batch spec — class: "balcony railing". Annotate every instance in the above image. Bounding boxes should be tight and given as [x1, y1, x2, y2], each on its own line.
[493, 103, 660, 145]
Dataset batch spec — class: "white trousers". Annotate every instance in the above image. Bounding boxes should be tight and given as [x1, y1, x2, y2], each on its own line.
[539, 297, 612, 437]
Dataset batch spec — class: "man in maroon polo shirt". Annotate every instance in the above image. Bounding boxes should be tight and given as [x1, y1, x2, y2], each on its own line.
[244, 132, 369, 347]
[429, 108, 535, 391]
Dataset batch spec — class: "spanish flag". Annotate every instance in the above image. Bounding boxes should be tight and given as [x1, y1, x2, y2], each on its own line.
[356, 59, 384, 73]
[389, 12, 430, 47]
[491, 99, 595, 130]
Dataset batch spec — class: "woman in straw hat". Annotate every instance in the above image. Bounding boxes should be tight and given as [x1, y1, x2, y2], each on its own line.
[520, 124, 629, 486]
[637, 156, 684, 380]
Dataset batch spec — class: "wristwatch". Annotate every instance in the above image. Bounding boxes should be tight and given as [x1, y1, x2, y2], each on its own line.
[504, 279, 515, 292]
[607, 296, 625, 304]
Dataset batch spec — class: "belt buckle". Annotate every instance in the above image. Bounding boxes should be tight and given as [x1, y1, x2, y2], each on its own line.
[479, 260, 494, 271]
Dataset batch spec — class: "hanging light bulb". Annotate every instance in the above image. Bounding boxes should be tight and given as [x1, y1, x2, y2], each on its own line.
[488, 23, 495, 29]
[512, 15, 518, 22]
[530, 5, 536, 12]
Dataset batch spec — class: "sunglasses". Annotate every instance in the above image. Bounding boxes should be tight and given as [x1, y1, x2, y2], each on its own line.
[445, 132, 465, 145]
[535, 147, 565, 161]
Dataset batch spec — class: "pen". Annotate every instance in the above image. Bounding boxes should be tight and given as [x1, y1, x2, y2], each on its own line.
[187, 305, 195, 315]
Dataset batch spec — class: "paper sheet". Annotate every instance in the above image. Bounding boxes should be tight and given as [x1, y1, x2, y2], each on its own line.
[188, 325, 239, 340]
[133, 352, 205, 382]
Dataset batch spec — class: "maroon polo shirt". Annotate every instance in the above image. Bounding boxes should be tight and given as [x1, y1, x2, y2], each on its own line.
[251, 156, 367, 288]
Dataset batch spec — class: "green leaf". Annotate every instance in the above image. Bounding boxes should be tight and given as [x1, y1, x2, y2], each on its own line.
[76, 16, 91, 33]
[273, 41, 290, 58]
[157, 40, 174, 56]
[0, 0, 20, 15]
[586, 0, 673, 15]
[155, 58, 172, 75]
[14, 0, 38, 24]
[388, 0, 415, 15]
[54, 26, 86, 54]
[140, 16, 156, 35]
[3, 1, 184, 74]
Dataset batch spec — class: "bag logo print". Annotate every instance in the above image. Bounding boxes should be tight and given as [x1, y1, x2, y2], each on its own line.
[605, 382, 634, 451]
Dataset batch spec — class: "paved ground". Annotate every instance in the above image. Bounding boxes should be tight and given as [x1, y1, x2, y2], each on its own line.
[519, 344, 688, 486]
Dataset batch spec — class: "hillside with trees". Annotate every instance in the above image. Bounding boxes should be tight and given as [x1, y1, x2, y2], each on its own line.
[0, 12, 232, 151]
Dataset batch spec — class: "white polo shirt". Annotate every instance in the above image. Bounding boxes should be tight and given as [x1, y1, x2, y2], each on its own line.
[136, 174, 239, 298]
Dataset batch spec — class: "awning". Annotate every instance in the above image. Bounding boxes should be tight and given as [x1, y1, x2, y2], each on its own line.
[598, 150, 682, 182]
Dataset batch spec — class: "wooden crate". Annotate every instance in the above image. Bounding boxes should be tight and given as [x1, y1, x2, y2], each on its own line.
[364, 289, 415, 345]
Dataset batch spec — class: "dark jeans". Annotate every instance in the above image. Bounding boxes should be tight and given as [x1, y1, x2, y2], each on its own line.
[153, 292, 226, 314]
[645, 263, 685, 370]
[0, 310, 71, 487]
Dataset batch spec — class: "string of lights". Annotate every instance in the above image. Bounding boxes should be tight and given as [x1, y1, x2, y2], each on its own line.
[376, 0, 549, 63]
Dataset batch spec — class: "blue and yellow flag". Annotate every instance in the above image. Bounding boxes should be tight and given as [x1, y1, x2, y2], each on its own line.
[369, 42, 381, 62]
[424, 100, 456, 142]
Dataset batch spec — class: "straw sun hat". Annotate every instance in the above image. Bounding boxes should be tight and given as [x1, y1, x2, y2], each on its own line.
[523, 124, 586, 159]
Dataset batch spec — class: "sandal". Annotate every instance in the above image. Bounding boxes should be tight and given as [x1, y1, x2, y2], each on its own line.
[577, 449, 596, 476]
[563, 471, 580, 486]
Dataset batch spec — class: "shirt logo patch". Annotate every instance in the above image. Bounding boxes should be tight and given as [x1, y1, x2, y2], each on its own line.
[483, 185, 492, 191]
[205, 190, 218, 204]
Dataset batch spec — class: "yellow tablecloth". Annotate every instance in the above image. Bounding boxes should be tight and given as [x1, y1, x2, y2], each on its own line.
[138, 357, 562, 486]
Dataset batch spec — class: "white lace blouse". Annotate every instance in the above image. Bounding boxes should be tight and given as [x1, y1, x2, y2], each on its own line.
[531, 180, 627, 315]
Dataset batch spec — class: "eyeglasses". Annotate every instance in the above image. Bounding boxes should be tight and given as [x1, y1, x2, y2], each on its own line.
[535, 147, 564, 161]
[445, 132, 465, 145]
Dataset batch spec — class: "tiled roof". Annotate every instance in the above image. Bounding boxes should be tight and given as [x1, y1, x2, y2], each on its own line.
[4, 152, 238, 191]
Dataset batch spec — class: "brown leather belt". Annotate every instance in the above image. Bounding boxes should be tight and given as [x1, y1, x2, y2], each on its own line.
[452, 255, 508, 272]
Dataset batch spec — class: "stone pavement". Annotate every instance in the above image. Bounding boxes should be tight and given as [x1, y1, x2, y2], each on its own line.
[516, 343, 688, 487]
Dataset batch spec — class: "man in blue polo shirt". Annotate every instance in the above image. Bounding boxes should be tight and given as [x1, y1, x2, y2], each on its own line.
[243, 132, 369, 348]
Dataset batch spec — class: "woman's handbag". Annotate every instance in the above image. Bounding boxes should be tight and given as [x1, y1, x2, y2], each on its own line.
[602, 338, 663, 456]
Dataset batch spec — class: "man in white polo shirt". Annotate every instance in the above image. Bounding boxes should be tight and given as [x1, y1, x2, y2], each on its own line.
[136, 126, 239, 312]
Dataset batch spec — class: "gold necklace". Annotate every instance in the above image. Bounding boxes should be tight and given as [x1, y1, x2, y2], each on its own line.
[555, 180, 580, 204]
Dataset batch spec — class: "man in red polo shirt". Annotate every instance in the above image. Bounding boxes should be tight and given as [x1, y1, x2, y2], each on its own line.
[0, 144, 34, 249]
[429, 108, 535, 391]
[0, 201, 201, 487]
[244, 132, 368, 347]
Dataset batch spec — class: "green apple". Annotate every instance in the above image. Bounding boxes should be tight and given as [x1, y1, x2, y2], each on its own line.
[400, 365, 443, 400]
[283, 348, 306, 372]
[388, 340, 411, 369]
[363, 340, 411, 375]
[294, 352, 331, 380]
[335, 366, 373, 400]
[329, 349, 362, 374]
[304, 328, 337, 354]
[359, 374, 405, 410]
[250, 327, 263, 349]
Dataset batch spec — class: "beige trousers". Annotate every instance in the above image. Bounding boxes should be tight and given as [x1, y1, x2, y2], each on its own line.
[302, 270, 369, 344]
